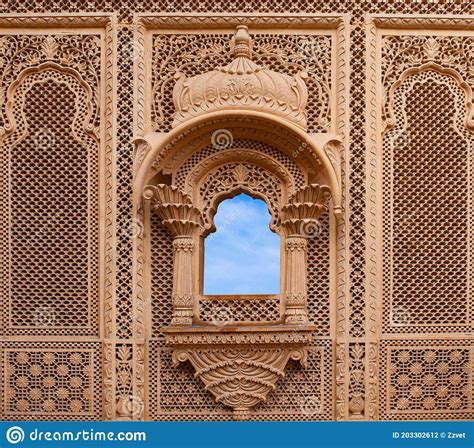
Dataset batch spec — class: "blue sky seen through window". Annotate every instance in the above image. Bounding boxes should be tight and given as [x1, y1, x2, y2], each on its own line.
[203, 193, 280, 295]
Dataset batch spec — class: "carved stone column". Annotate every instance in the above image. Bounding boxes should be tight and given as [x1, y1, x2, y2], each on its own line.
[281, 184, 332, 324]
[171, 237, 195, 325]
[284, 236, 309, 323]
[143, 184, 203, 326]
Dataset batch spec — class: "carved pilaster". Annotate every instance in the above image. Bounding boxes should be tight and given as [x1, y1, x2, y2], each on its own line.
[281, 184, 332, 324]
[143, 184, 203, 326]
[171, 237, 195, 325]
[284, 237, 309, 323]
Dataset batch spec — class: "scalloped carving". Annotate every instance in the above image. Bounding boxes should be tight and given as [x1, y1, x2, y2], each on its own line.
[172, 26, 308, 129]
[172, 345, 308, 420]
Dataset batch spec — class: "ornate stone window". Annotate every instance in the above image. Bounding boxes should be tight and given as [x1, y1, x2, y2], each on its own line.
[135, 25, 342, 420]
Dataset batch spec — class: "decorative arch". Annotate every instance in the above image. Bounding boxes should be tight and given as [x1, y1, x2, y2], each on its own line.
[134, 110, 342, 216]
[385, 61, 474, 132]
[188, 150, 294, 235]
[2, 61, 97, 143]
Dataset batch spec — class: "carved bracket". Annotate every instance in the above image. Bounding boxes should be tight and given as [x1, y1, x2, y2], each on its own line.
[162, 326, 314, 420]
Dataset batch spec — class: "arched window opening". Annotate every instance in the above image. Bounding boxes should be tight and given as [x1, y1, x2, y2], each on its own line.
[203, 193, 280, 295]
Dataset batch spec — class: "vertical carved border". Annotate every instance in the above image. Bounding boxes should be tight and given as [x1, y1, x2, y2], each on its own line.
[334, 15, 351, 421]
[133, 13, 350, 421]
[365, 14, 474, 421]
[131, 18, 148, 421]
[103, 15, 118, 420]
[364, 15, 379, 421]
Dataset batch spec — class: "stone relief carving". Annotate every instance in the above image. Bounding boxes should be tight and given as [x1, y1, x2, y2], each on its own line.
[172, 26, 309, 129]
[366, 17, 474, 421]
[151, 27, 332, 133]
[3, 6, 471, 424]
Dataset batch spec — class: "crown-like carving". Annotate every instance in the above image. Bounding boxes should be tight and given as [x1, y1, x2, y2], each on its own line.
[172, 25, 309, 128]
[281, 184, 332, 236]
[143, 184, 204, 236]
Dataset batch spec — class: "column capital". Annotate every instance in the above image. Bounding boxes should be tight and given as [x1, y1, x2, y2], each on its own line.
[281, 184, 331, 237]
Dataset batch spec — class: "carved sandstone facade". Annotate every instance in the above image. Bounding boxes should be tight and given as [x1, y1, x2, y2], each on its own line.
[0, 3, 473, 422]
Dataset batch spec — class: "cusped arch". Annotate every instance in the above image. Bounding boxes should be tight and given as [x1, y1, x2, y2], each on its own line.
[386, 61, 474, 132]
[2, 61, 97, 145]
[134, 110, 342, 216]
[184, 147, 297, 235]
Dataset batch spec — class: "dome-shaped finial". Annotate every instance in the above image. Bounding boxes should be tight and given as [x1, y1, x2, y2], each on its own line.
[233, 25, 251, 59]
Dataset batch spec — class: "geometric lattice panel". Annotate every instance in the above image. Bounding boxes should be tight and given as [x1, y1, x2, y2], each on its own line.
[1, 33, 102, 337]
[1, 342, 102, 421]
[380, 340, 473, 420]
[382, 56, 473, 335]
[254, 342, 332, 421]
[150, 216, 174, 337]
[307, 213, 331, 336]
[198, 296, 281, 323]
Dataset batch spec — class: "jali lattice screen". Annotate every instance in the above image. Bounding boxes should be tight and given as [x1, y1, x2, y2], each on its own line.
[0, 3, 472, 421]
